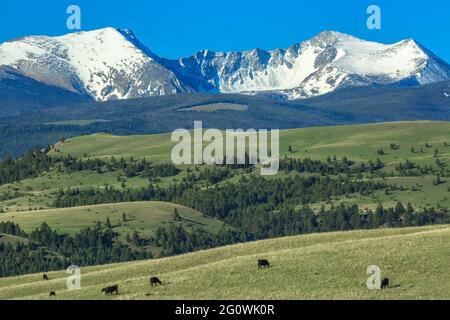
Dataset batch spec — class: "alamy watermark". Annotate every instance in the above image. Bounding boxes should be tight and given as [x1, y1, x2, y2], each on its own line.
[67, 264, 81, 289]
[66, 5, 81, 30]
[171, 121, 279, 175]
[367, 265, 381, 289]
[367, 4, 381, 30]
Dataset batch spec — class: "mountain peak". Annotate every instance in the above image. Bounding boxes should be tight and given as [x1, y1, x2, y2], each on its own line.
[167, 30, 450, 99]
[310, 30, 357, 43]
[0, 27, 192, 101]
[56, 26, 122, 39]
[1, 28, 449, 101]
[315, 30, 351, 38]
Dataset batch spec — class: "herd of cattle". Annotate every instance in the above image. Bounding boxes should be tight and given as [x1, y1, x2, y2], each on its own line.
[42, 273, 163, 297]
[42, 259, 390, 297]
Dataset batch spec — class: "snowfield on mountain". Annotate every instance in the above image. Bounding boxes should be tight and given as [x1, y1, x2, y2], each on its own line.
[1, 28, 449, 101]
[0, 28, 192, 101]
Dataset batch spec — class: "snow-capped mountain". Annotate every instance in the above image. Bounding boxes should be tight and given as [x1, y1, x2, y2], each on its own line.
[0, 27, 192, 101]
[165, 31, 450, 99]
[1, 28, 449, 101]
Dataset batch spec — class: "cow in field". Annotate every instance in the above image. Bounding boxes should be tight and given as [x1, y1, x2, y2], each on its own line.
[381, 278, 389, 289]
[150, 277, 162, 287]
[49, 291, 56, 297]
[101, 285, 119, 295]
[258, 259, 270, 269]
[43, 274, 49, 281]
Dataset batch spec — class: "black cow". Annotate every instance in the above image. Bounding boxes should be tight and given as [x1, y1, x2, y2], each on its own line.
[43, 274, 49, 281]
[49, 291, 56, 297]
[258, 259, 270, 269]
[150, 277, 162, 287]
[381, 278, 389, 289]
[101, 285, 119, 295]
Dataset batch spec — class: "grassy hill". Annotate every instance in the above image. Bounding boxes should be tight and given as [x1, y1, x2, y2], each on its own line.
[1, 121, 449, 212]
[45, 121, 450, 210]
[0, 170, 152, 212]
[1, 225, 449, 300]
[0, 201, 224, 245]
[55, 121, 450, 167]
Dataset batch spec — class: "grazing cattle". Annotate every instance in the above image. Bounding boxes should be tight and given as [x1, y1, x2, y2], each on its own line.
[43, 274, 49, 281]
[258, 259, 270, 269]
[150, 277, 162, 287]
[49, 291, 56, 297]
[101, 285, 119, 295]
[381, 277, 389, 289]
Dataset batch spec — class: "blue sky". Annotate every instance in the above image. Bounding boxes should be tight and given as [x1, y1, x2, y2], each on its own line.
[1, 0, 449, 62]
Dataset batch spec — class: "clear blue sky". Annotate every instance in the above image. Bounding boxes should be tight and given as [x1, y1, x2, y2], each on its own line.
[1, 0, 449, 62]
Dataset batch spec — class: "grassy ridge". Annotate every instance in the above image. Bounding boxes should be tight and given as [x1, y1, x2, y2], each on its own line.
[48, 121, 450, 210]
[0, 225, 449, 300]
[0, 201, 224, 242]
[0, 170, 152, 212]
[55, 121, 450, 167]
[1, 121, 449, 211]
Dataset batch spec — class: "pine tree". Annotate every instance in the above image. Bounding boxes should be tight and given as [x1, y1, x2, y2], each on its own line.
[173, 208, 182, 221]
[105, 217, 112, 228]
[434, 174, 443, 185]
[132, 231, 141, 246]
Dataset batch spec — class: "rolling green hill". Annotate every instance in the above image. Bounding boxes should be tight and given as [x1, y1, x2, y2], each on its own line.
[1, 121, 449, 212]
[45, 121, 450, 211]
[1, 225, 449, 300]
[55, 121, 450, 168]
[0, 201, 225, 244]
[1, 121, 450, 299]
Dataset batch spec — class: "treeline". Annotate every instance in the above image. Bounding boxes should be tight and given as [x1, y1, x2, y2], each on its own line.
[393, 159, 449, 177]
[0, 221, 27, 237]
[281, 157, 449, 179]
[152, 225, 216, 256]
[177, 175, 385, 219]
[182, 166, 234, 184]
[0, 150, 56, 184]
[279, 156, 384, 175]
[225, 202, 450, 239]
[0, 119, 152, 159]
[53, 175, 386, 213]
[0, 222, 151, 277]
[60, 155, 180, 178]
[0, 150, 179, 185]
[149, 202, 450, 256]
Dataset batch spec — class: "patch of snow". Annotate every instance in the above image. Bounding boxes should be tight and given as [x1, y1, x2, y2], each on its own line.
[1, 28, 449, 101]
[0, 27, 190, 101]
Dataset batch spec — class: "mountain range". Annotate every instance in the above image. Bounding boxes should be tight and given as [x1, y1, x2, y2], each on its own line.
[1, 27, 450, 102]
